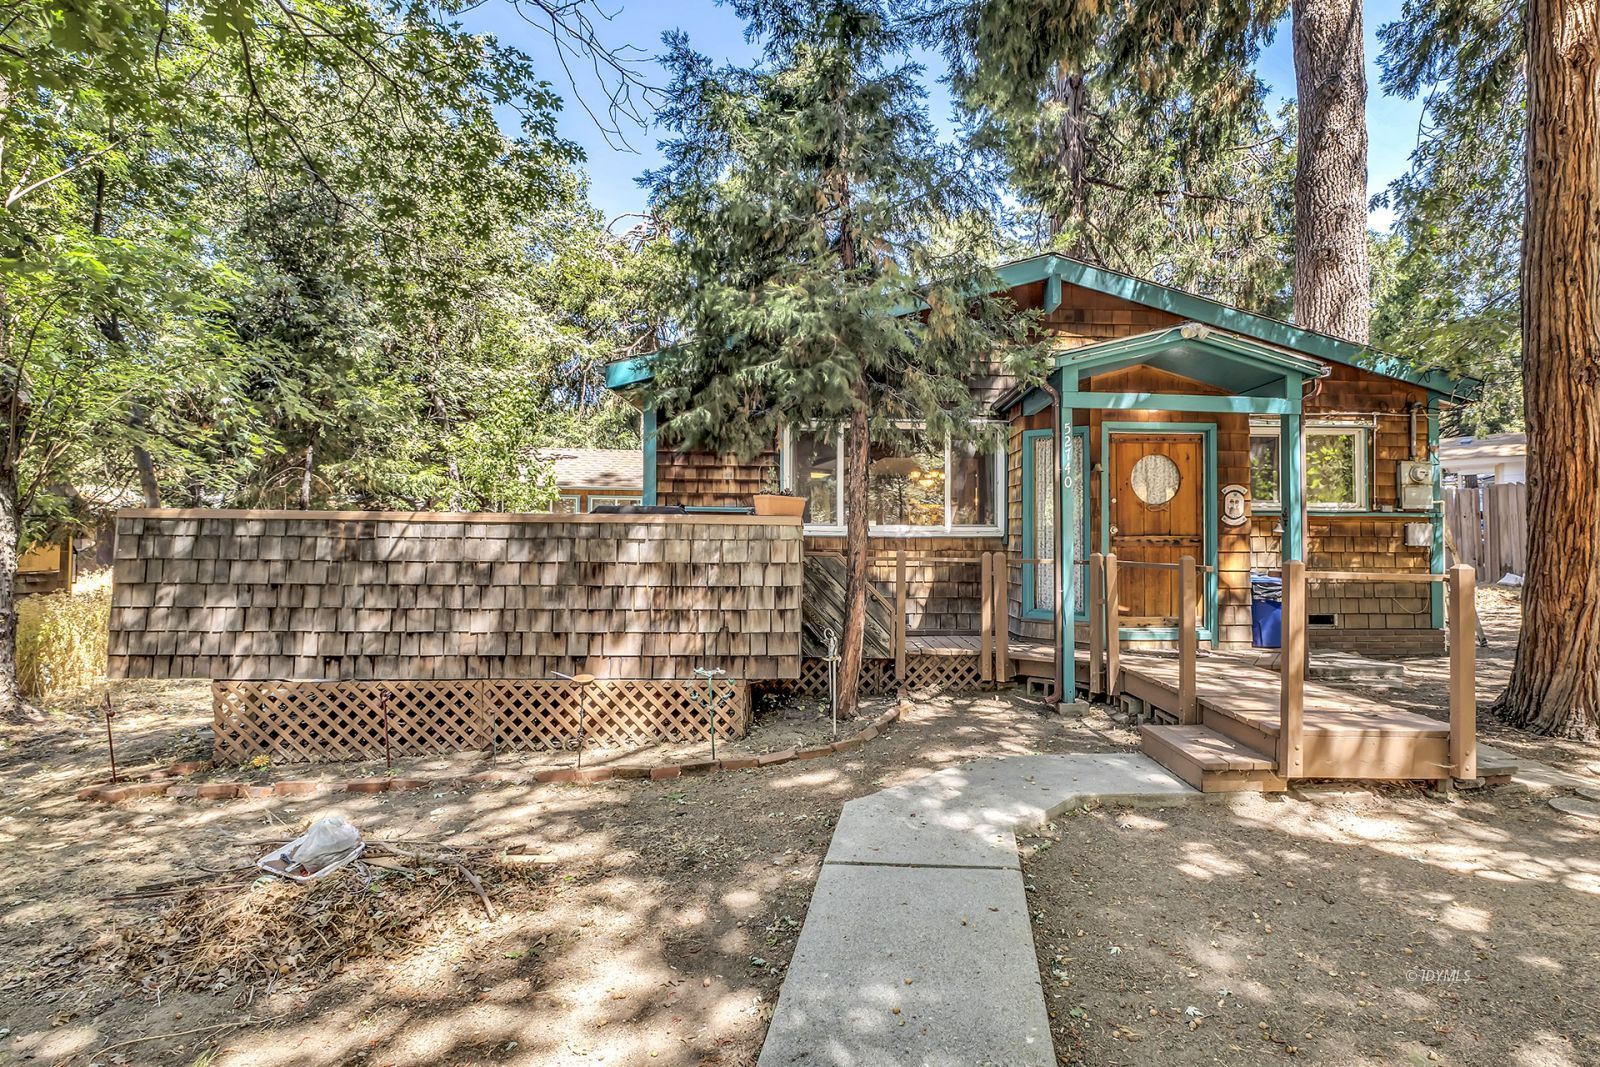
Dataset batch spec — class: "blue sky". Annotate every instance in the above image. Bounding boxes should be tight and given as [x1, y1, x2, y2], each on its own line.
[459, 0, 1423, 231]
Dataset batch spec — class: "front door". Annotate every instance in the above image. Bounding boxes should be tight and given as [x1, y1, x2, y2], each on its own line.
[1107, 432, 1206, 627]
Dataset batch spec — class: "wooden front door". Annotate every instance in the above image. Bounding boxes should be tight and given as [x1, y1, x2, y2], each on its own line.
[1108, 432, 1206, 627]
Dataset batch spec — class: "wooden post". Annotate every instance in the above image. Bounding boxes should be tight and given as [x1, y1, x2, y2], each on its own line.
[980, 551, 994, 683]
[894, 548, 908, 684]
[1277, 558, 1306, 778]
[1178, 554, 1198, 724]
[993, 550, 1009, 685]
[1088, 552, 1105, 698]
[1104, 553, 1121, 697]
[1449, 564, 1477, 781]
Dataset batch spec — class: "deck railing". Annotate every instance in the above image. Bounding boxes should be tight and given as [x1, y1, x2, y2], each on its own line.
[1084, 554, 1478, 784]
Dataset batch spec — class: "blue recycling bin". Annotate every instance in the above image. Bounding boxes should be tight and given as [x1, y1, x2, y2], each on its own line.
[1250, 574, 1283, 649]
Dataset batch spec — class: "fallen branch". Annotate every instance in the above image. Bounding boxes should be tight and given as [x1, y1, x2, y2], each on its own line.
[94, 1013, 288, 1058]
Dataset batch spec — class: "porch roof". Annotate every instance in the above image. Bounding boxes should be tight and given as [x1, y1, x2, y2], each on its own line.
[1053, 323, 1328, 395]
[997, 253, 1480, 402]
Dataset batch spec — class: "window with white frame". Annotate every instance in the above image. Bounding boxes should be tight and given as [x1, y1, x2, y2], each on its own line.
[784, 424, 1003, 534]
[1249, 418, 1370, 512]
[586, 494, 643, 511]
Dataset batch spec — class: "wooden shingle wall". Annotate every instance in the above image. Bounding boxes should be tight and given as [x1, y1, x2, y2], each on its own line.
[108, 510, 803, 682]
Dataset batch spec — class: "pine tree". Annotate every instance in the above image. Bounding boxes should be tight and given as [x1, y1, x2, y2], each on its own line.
[918, 0, 1295, 312]
[644, 0, 1044, 715]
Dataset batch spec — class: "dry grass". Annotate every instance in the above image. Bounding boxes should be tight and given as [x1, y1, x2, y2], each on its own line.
[17, 571, 112, 701]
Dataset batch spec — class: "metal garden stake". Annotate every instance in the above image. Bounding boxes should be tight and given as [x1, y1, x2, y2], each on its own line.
[693, 666, 730, 761]
[551, 671, 595, 769]
[102, 691, 120, 784]
[823, 627, 840, 739]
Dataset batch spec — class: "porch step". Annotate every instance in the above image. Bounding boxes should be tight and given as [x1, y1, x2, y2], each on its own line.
[1139, 724, 1287, 793]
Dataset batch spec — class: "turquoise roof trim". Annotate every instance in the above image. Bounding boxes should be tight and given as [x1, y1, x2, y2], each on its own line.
[998, 254, 1481, 401]
[605, 356, 653, 390]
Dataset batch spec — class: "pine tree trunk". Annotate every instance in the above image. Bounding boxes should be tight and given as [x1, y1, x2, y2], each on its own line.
[1291, 0, 1371, 343]
[1490, 0, 1600, 740]
[836, 394, 871, 718]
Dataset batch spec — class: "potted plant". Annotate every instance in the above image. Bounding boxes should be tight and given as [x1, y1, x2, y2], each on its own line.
[753, 463, 807, 517]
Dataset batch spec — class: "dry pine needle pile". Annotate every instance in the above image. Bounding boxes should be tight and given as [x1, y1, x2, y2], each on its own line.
[95, 841, 550, 997]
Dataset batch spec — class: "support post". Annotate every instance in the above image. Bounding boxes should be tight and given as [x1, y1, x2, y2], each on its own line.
[980, 551, 994, 683]
[1088, 552, 1105, 697]
[994, 550, 1009, 685]
[1448, 564, 1477, 780]
[1104, 553, 1121, 697]
[1178, 555, 1198, 724]
[894, 549, 908, 684]
[1277, 558, 1306, 778]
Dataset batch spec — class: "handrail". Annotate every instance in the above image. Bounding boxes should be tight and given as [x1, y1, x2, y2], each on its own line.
[1108, 559, 1217, 575]
[1304, 570, 1444, 583]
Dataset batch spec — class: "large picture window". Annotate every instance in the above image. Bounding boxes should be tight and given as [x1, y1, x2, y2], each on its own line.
[784, 424, 1002, 534]
[1249, 418, 1370, 512]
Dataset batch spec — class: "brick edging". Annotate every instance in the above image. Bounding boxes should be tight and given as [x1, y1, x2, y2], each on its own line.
[76, 707, 903, 805]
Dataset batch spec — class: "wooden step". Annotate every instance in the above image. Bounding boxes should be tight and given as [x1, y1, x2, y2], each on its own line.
[1140, 724, 1287, 793]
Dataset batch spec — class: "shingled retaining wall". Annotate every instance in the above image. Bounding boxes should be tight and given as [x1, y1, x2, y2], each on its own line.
[108, 510, 804, 683]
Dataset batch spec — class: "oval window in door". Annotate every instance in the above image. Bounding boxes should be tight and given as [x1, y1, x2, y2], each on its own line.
[1130, 454, 1181, 506]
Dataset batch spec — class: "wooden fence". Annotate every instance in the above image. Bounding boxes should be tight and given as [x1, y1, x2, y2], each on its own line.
[1444, 483, 1527, 582]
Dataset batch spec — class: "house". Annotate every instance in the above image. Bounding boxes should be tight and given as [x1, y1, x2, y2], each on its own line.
[535, 447, 643, 513]
[608, 254, 1489, 789]
[1440, 432, 1526, 486]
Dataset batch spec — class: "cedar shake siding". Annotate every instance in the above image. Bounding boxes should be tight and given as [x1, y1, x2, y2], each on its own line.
[108, 511, 803, 682]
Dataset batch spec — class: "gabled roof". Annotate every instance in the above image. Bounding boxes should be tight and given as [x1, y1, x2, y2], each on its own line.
[999, 253, 1480, 401]
[533, 447, 642, 490]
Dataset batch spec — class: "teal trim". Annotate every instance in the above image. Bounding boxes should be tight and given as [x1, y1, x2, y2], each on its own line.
[642, 407, 659, 506]
[1119, 627, 1215, 643]
[1428, 401, 1445, 629]
[606, 356, 653, 390]
[1099, 421, 1220, 647]
[1280, 412, 1303, 561]
[996, 254, 1480, 400]
[1020, 387, 1052, 416]
[1044, 272, 1063, 313]
[1072, 426, 1090, 624]
[1054, 325, 1329, 380]
[1057, 391, 1296, 415]
[1020, 429, 1053, 621]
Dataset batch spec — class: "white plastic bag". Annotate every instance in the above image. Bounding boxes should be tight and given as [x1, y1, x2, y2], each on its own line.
[257, 815, 365, 882]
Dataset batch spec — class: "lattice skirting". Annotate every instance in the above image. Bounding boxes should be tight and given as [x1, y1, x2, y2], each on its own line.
[212, 679, 751, 764]
[767, 655, 987, 699]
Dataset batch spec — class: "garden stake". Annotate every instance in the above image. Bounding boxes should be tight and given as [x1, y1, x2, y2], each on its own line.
[550, 672, 595, 769]
[379, 688, 393, 773]
[693, 667, 728, 761]
[102, 691, 120, 784]
[823, 627, 840, 739]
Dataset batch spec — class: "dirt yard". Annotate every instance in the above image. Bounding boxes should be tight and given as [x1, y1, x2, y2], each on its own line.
[1, 589, 1596, 1066]
[1022, 786, 1600, 1066]
[0, 683, 1125, 1067]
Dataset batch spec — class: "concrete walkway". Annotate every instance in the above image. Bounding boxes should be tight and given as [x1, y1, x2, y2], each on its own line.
[757, 753, 1203, 1066]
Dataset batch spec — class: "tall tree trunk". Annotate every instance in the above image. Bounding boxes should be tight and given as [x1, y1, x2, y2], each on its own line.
[1049, 64, 1092, 260]
[1291, 0, 1371, 343]
[0, 291, 27, 719]
[1490, 0, 1600, 740]
[836, 391, 871, 718]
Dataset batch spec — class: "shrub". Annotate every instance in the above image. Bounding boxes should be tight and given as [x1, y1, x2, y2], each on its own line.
[17, 578, 111, 701]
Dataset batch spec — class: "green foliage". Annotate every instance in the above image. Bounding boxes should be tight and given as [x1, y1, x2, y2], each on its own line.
[1, 0, 649, 531]
[1374, 0, 1525, 434]
[919, 0, 1296, 312]
[643, 0, 1048, 461]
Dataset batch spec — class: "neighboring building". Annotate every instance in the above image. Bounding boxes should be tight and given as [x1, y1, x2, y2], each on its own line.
[1440, 432, 1526, 486]
[608, 253, 1480, 662]
[535, 448, 643, 513]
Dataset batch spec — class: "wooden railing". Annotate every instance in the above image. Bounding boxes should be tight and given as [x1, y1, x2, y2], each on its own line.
[1084, 555, 1477, 783]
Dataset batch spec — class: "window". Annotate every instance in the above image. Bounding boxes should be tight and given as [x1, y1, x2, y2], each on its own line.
[784, 424, 1003, 534]
[553, 494, 581, 514]
[1249, 431, 1281, 508]
[587, 494, 642, 510]
[1305, 426, 1367, 510]
[1250, 419, 1369, 512]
